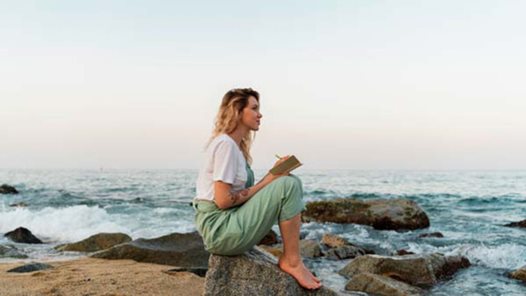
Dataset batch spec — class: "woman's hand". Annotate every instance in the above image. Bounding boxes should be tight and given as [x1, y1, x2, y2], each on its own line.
[261, 155, 291, 184]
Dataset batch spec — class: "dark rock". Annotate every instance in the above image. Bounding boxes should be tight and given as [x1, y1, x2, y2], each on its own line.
[9, 202, 28, 208]
[4, 227, 43, 244]
[345, 272, 424, 296]
[303, 198, 430, 230]
[0, 245, 28, 259]
[395, 249, 415, 256]
[0, 184, 19, 194]
[321, 234, 372, 260]
[258, 229, 279, 245]
[509, 265, 526, 282]
[7, 262, 53, 273]
[339, 253, 470, 287]
[204, 246, 353, 295]
[55, 232, 132, 252]
[418, 232, 444, 238]
[90, 231, 209, 269]
[271, 239, 323, 259]
[164, 267, 208, 277]
[504, 219, 526, 228]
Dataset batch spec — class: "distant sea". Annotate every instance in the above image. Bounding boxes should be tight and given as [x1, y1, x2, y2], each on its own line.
[1, 169, 525, 295]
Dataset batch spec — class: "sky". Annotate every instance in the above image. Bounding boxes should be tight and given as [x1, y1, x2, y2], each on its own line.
[1, 0, 525, 170]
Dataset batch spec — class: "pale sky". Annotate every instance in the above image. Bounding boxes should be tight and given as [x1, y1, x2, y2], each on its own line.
[1, 0, 525, 170]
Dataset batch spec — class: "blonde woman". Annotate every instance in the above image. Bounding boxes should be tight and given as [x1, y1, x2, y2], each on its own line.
[193, 88, 322, 290]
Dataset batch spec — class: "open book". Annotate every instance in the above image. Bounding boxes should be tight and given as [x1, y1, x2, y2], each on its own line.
[269, 155, 302, 175]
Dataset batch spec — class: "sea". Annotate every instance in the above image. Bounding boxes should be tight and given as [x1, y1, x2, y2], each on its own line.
[1, 169, 525, 295]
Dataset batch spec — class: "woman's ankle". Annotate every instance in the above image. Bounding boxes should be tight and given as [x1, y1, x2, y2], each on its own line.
[279, 254, 302, 267]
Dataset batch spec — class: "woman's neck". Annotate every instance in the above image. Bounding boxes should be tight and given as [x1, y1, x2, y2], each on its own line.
[228, 127, 249, 147]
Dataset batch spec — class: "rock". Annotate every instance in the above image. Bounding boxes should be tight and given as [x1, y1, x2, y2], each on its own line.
[164, 267, 208, 277]
[0, 245, 28, 259]
[504, 219, 526, 228]
[0, 184, 19, 194]
[303, 198, 430, 230]
[339, 253, 470, 287]
[395, 249, 415, 256]
[258, 245, 283, 258]
[258, 229, 279, 245]
[321, 234, 372, 260]
[90, 231, 209, 269]
[345, 272, 424, 296]
[7, 262, 53, 273]
[271, 239, 323, 259]
[418, 232, 444, 238]
[509, 265, 526, 282]
[55, 232, 132, 252]
[204, 246, 350, 295]
[4, 227, 43, 244]
[9, 202, 28, 208]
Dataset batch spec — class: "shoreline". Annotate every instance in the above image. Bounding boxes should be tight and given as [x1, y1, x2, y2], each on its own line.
[0, 257, 204, 296]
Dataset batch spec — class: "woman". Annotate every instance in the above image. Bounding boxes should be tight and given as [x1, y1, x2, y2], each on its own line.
[193, 88, 322, 290]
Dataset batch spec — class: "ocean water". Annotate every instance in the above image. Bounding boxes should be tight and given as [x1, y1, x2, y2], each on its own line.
[1, 169, 525, 295]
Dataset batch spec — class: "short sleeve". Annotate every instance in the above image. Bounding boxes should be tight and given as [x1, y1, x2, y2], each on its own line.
[212, 139, 239, 184]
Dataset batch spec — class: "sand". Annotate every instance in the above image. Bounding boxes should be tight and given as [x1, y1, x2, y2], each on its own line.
[0, 258, 205, 296]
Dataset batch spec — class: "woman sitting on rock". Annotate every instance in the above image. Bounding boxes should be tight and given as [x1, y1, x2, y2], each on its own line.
[193, 88, 322, 290]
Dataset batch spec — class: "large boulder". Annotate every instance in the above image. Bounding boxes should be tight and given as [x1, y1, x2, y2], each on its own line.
[0, 184, 19, 194]
[55, 232, 132, 252]
[4, 227, 43, 244]
[509, 265, 526, 282]
[90, 231, 209, 269]
[346, 272, 424, 296]
[7, 262, 53, 273]
[303, 198, 430, 230]
[339, 253, 470, 287]
[504, 219, 526, 228]
[204, 246, 358, 295]
[0, 245, 28, 259]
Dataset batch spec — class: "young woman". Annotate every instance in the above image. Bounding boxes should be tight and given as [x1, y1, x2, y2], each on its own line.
[193, 88, 322, 290]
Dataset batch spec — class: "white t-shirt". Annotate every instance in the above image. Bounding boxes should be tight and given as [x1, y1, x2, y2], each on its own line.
[194, 134, 248, 202]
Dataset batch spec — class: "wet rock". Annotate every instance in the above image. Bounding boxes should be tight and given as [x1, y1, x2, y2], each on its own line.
[55, 232, 132, 252]
[204, 246, 352, 296]
[9, 202, 28, 208]
[509, 265, 526, 282]
[90, 231, 209, 269]
[339, 253, 470, 287]
[7, 262, 53, 273]
[395, 249, 415, 256]
[303, 198, 430, 230]
[0, 245, 28, 259]
[258, 229, 279, 245]
[504, 219, 526, 228]
[418, 232, 444, 238]
[272, 239, 323, 259]
[321, 234, 372, 260]
[4, 227, 43, 244]
[0, 184, 19, 194]
[346, 272, 424, 296]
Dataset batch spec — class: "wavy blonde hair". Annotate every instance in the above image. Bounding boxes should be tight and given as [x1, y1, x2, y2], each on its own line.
[209, 88, 260, 164]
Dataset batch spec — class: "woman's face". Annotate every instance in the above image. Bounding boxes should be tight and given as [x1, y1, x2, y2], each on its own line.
[240, 96, 262, 131]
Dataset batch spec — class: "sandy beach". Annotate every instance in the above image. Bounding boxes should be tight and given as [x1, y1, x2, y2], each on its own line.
[0, 258, 204, 296]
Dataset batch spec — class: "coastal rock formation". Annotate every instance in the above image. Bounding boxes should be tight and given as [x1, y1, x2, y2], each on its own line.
[345, 272, 424, 296]
[55, 232, 132, 252]
[302, 198, 430, 230]
[90, 231, 209, 269]
[0, 184, 19, 194]
[321, 234, 372, 260]
[262, 239, 323, 259]
[7, 262, 53, 273]
[509, 265, 526, 282]
[339, 253, 470, 287]
[418, 232, 444, 238]
[4, 227, 43, 244]
[504, 219, 526, 228]
[204, 246, 356, 296]
[0, 245, 28, 259]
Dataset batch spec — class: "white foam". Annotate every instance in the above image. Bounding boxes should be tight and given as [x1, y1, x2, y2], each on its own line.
[0, 205, 129, 243]
[451, 243, 526, 269]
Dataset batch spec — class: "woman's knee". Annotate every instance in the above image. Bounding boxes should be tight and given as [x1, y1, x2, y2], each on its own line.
[278, 175, 302, 188]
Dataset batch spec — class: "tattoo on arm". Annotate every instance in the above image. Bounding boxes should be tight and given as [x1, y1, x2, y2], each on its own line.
[230, 189, 249, 205]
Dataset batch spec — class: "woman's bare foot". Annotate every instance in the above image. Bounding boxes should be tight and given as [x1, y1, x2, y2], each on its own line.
[278, 257, 322, 290]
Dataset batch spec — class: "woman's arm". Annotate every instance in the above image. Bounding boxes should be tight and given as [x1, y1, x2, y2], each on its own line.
[214, 173, 279, 209]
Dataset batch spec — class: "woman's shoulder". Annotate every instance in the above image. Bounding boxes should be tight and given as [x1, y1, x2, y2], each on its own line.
[209, 134, 237, 150]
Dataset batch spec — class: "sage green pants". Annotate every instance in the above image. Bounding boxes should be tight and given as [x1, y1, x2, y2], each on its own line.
[193, 175, 305, 256]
